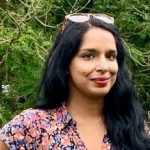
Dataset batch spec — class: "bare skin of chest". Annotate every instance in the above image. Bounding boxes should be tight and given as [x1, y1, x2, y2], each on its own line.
[77, 120, 106, 150]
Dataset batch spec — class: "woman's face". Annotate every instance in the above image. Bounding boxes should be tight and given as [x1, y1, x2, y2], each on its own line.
[69, 27, 118, 98]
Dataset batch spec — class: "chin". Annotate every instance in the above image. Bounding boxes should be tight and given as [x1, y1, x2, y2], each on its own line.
[87, 90, 110, 98]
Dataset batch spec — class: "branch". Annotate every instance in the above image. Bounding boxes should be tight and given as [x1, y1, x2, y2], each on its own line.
[0, 39, 11, 45]
[70, 0, 78, 13]
[17, 0, 36, 22]
[137, 84, 150, 87]
[139, 67, 150, 73]
[7, 11, 21, 43]
[124, 41, 149, 67]
[60, 6, 68, 14]
[18, 0, 29, 8]
[74, 0, 91, 13]
[132, 6, 146, 17]
[34, 16, 57, 28]
[35, 43, 45, 61]
[66, 0, 73, 8]
[0, 55, 6, 65]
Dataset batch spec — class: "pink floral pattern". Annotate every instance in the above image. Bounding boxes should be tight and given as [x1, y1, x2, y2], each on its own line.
[0, 105, 112, 150]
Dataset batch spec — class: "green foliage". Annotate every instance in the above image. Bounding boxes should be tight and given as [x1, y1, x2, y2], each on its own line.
[0, 0, 150, 127]
[0, 0, 55, 126]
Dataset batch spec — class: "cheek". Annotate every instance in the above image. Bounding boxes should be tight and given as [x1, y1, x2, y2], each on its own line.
[70, 62, 91, 76]
[108, 62, 118, 75]
[111, 64, 118, 83]
[114, 65, 118, 74]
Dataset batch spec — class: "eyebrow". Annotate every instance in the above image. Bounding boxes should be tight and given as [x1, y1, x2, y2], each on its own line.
[80, 48, 97, 52]
[108, 49, 118, 53]
[80, 48, 117, 53]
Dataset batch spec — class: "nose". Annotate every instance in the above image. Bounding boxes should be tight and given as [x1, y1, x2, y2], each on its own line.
[95, 56, 109, 73]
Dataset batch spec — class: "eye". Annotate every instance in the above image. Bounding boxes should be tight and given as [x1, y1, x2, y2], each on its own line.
[82, 53, 95, 60]
[106, 52, 117, 61]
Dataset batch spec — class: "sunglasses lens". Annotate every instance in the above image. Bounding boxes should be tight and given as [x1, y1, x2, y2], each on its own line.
[68, 15, 89, 22]
[94, 15, 114, 24]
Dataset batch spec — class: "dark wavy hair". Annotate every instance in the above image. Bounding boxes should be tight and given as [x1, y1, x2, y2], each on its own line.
[36, 18, 150, 149]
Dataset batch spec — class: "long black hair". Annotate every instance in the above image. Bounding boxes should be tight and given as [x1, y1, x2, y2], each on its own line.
[36, 18, 150, 149]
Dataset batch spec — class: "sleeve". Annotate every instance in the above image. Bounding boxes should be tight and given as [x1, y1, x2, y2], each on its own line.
[0, 109, 38, 150]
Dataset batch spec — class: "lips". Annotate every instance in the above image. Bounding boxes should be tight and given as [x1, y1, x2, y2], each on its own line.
[90, 77, 110, 81]
[90, 77, 110, 87]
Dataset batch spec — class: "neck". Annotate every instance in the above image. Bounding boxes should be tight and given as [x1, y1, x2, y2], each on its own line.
[66, 92, 104, 121]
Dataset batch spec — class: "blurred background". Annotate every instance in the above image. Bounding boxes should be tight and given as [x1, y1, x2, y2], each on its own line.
[0, 0, 150, 127]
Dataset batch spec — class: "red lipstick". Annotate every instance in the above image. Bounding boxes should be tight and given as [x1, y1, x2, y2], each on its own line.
[90, 77, 109, 87]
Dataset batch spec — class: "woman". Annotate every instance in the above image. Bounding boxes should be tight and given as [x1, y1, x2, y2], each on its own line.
[0, 13, 150, 150]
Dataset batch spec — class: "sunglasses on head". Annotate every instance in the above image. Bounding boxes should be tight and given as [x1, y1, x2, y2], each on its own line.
[65, 13, 114, 24]
[60, 13, 114, 31]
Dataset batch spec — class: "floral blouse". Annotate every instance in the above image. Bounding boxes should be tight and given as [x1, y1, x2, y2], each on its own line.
[0, 104, 112, 150]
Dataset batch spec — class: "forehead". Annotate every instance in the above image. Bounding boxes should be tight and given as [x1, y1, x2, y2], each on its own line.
[82, 27, 115, 42]
[79, 27, 116, 50]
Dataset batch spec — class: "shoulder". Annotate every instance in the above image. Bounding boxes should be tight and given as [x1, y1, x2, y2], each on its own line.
[0, 108, 58, 132]
[0, 108, 61, 149]
[0, 140, 9, 150]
